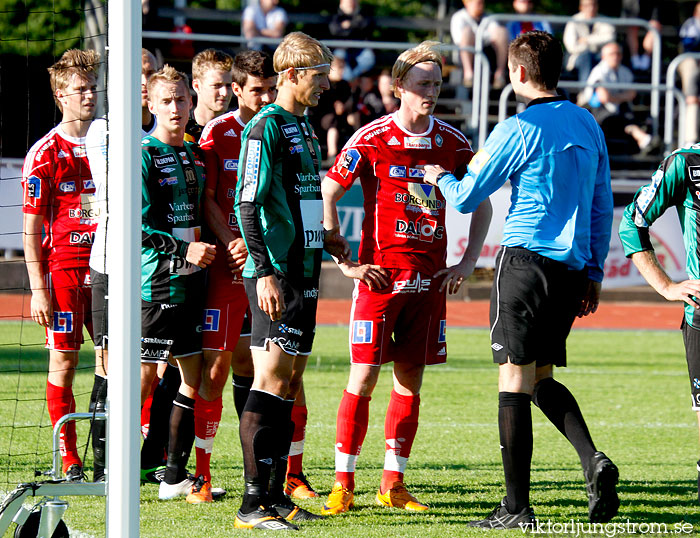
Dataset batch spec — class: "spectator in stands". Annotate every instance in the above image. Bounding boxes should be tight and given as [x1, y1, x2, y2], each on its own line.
[679, 2, 700, 144]
[329, 0, 376, 81]
[377, 70, 399, 113]
[355, 70, 398, 126]
[563, 0, 615, 82]
[451, 0, 509, 88]
[580, 41, 658, 154]
[243, 0, 288, 52]
[621, 0, 661, 72]
[506, 0, 552, 41]
[322, 55, 359, 164]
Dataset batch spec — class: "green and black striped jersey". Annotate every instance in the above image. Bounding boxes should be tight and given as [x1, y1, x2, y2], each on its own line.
[141, 135, 207, 303]
[619, 145, 700, 326]
[235, 104, 324, 282]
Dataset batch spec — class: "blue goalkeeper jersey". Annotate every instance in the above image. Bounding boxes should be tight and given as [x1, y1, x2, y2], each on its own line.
[437, 96, 613, 282]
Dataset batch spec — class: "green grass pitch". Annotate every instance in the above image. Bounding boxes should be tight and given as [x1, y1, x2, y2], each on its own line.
[0, 323, 699, 536]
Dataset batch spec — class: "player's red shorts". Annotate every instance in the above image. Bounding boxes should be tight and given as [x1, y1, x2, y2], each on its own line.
[45, 266, 94, 351]
[201, 280, 249, 352]
[349, 268, 447, 366]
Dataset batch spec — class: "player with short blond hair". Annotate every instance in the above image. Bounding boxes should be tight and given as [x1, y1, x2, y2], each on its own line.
[232, 32, 347, 530]
[140, 65, 217, 501]
[23, 48, 101, 481]
[186, 49, 234, 142]
[321, 41, 492, 515]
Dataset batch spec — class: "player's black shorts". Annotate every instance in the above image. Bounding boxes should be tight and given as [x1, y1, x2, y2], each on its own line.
[240, 308, 252, 337]
[681, 319, 700, 410]
[90, 268, 108, 349]
[243, 273, 318, 356]
[141, 296, 204, 362]
[489, 247, 587, 367]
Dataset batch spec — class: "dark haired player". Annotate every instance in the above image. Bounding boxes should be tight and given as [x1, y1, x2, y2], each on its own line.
[424, 31, 616, 528]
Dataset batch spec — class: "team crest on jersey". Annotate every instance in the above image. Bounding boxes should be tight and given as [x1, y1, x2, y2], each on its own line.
[404, 137, 431, 150]
[352, 320, 373, 344]
[26, 176, 41, 199]
[435, 134, 443, 147]
[389, 165, 406, 178]
[59, 181, 76, 193]
[52, 311, 74, 333]
[154, 153, 177, 168]
[159, 176, 178, 186]
[335, 148, 361, 180]
[281, 123, 300, 138]
[224, 159, 238, 171]
[72, 145, 87, 158]
[202, 309, 220, 332]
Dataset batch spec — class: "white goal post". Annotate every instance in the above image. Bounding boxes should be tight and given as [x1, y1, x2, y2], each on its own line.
[105, 1, 142, 536]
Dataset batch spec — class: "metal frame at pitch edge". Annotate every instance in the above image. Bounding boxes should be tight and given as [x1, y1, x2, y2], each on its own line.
[0, 413, 106, 537]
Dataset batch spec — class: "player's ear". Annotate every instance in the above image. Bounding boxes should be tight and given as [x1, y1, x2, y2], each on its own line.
[232, 81, 243, 99]
[192, 78, 201, 94]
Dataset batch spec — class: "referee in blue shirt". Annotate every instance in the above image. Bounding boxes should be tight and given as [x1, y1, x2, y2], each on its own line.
[425, 31, 616, 528]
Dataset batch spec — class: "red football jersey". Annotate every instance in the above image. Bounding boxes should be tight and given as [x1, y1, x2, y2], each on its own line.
[22, 126, 98, 271]
[325, 113, 474, 274]
[199, 110, 246, 294]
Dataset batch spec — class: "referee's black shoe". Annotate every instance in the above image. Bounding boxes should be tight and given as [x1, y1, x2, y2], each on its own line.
[585, 451, 619, 523]
[468, 498, 536, 529]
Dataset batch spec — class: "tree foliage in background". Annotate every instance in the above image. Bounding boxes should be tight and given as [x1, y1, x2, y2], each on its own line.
[0, 0, 84, 56]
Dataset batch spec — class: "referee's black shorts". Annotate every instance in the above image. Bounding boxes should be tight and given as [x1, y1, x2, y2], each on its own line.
[489, 246, 588, 367]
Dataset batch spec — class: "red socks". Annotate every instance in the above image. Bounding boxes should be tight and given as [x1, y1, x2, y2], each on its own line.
[193, 394, 223, 482]
[334, 390, 371, 491]
[381, 390, 420, 493]
[286, 403, 307, 477]
[141, 374, 159, 439]
[46, 381, 81, 472]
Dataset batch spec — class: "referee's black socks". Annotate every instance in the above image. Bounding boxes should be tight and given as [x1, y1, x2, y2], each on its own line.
[498, 392, 532, 513]
[532, 378, 595, 472]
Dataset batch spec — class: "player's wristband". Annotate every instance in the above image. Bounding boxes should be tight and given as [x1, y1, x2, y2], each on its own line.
[435, 171, 451, 183]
